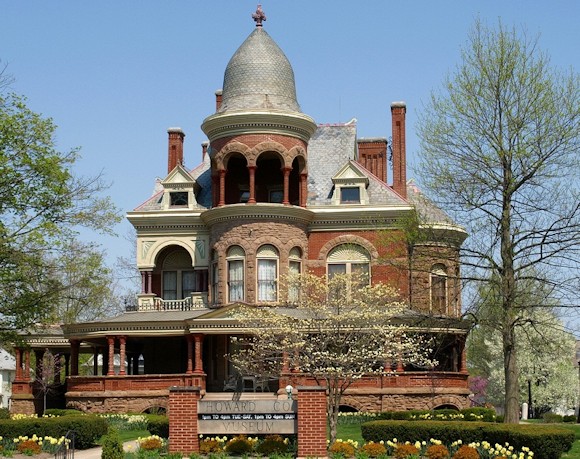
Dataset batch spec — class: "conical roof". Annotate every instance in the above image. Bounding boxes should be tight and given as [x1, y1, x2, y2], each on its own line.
[219, 27, 301, 113]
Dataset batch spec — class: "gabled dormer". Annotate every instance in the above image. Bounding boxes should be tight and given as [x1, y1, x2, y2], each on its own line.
[330, 161, 370, 205]
[160, 164, 199, 210]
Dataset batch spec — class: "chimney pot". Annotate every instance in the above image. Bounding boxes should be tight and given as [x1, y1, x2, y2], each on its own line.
[215, 89, 223, 111]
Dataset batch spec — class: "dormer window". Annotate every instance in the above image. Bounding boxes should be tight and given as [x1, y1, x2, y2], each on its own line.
[170, 192, 188, 206]
[331, 162, 369, 205]
[340, 187, 360, 204]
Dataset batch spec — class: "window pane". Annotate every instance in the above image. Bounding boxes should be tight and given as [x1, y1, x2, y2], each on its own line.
[228, 260, 244, 302]
[288, 261, 301, 303]
[340, 187, 360, 203]
[258, 259, 277, 301]
[182, 271, 196, 298]
[328, 263, 346, 279]
[170, 192, 188, 206]
[163, 271, 177, 300]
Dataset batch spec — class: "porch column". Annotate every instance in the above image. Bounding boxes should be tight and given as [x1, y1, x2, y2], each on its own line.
[248, 166, 256, 204]
[54, 354, 62, 383]
[93, 347, 99, 375]
[141, 271, 147, 294]
[193, 334, 204, 374]
[299, 173, 307, 207]
[107, 336, 116, 376]
[70, 340, 80, 376]
[186, 335, 194, 374]
[119, 336, 127, 376]
[282, 167, 291, 205]
[64, 353, 70, 377]
[15, 348, 23, 380]
[24, 349, 31, 381]
[147, 271, 153, 294]
[34, 350, 44, 379]
[218, 169, 226, 207]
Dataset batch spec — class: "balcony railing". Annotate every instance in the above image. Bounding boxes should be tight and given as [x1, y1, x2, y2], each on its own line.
[132, 292, 209, 312]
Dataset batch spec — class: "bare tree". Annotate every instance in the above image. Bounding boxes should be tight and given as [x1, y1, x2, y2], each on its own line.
[416, 20, 580, 423]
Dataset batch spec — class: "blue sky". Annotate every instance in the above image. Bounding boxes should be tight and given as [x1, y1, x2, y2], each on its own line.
[1, 1, 579, 289]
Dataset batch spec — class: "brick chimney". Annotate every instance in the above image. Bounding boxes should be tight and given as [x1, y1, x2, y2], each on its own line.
[357, 138, 387, 182]
[201, 141, 209, 160]
[390, 102, 407, 199]
[167, 127, 185, 173]
[215, 89, 223, 111]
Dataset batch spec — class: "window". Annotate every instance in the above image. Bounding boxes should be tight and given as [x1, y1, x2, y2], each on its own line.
[227, 246, 245, 302]
[269, 189, 284, 203]
[340, 187, 360, 203]
[163, 270, 207, 300]
[211, 250, 219, 305]
[257, 245, 279, 302]
[431, 264, 448, 313]
[170, 191, 188, 206]
[327, 244, 370, 299]
[288, 247, 302, 303]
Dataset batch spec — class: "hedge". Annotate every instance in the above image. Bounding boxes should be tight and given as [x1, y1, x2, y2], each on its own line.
[373, 407, 496, 422]
[0, 415, 107, 449]
[361, 420, 574, 459]
[147, 415, 169, 438]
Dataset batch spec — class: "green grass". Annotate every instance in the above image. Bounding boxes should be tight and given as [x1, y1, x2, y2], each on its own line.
[97, 429, 150, 445]
[336, 423, 364, 445]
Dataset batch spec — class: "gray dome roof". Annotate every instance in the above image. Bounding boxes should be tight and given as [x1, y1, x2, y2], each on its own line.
[219, 27, 301, 113]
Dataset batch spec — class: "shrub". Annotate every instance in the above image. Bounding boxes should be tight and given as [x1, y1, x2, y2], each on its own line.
[329, 440, 356, 457]
[43, 408, 84, 417]
[360, 420, 574, 459]
[224, 435, 254, 455]
[460, 407, 496, 422]
[563, 415, 576, 423]
[0, 408, 10, 420]
[16, 439, 42, 455]
[495, 415, 504, 423]
[393, 443, 420, 458]
[543, 412, 563, 423]
[101, 429, 124, 459]
[146, 415, 169, 438]
[199, 438, 223, 454]
[426, 444, 450, 458]
[359, 441, 387, 457]
[452, 445, 479, 459]
[138, 435, 165, 451]
[256, 435, 288, 455]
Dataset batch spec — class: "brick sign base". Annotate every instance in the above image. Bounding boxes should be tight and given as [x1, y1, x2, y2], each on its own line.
[168, 386, 327, 457]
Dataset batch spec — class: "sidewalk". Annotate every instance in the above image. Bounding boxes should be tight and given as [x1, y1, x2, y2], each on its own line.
[73, 440, 138, 459]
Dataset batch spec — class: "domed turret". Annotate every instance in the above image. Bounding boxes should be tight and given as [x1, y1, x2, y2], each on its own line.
[219, 27, 300, 114]
[202, 6, 316, 143]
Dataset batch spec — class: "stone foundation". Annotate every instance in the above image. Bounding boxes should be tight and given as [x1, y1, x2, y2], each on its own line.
[65, 390, 169, 414]
[340, 391, 470, 412]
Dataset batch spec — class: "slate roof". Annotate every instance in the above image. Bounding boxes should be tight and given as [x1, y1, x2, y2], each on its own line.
[406, 179, 456, 226]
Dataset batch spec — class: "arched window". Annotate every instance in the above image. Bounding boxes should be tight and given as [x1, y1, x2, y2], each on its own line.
[431, 264, 448, 313]
[288, 247, 302, 303]
[327, 244, 370, 281]
[211, 250, 219, 305]
[257, 244, 279, 302]
[227, 246, 245, 303]
[162, 248, 207, 300]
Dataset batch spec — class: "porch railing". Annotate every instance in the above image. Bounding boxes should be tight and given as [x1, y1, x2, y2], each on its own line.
[132, 292, 208, 311]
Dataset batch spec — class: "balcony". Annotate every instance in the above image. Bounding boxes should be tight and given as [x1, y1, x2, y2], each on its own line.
[131, 292, 209, 312]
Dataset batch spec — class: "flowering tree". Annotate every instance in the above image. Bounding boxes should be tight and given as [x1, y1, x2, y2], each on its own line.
[229, 272, 436, 443]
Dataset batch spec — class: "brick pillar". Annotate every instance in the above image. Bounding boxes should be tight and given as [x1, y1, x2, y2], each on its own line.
[107, 336, 116, 376]
[186, 335, 194, 374]
[15, 348, 23, 380]
[24, 349, 31, 381]
[297, 386, 327, 458]
[168, 386, 201, 454]
[119, 336, 127, 376]
[194, 334, 204, 373]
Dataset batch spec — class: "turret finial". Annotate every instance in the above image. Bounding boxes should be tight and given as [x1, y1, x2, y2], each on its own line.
[252, 4, 266, 27]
